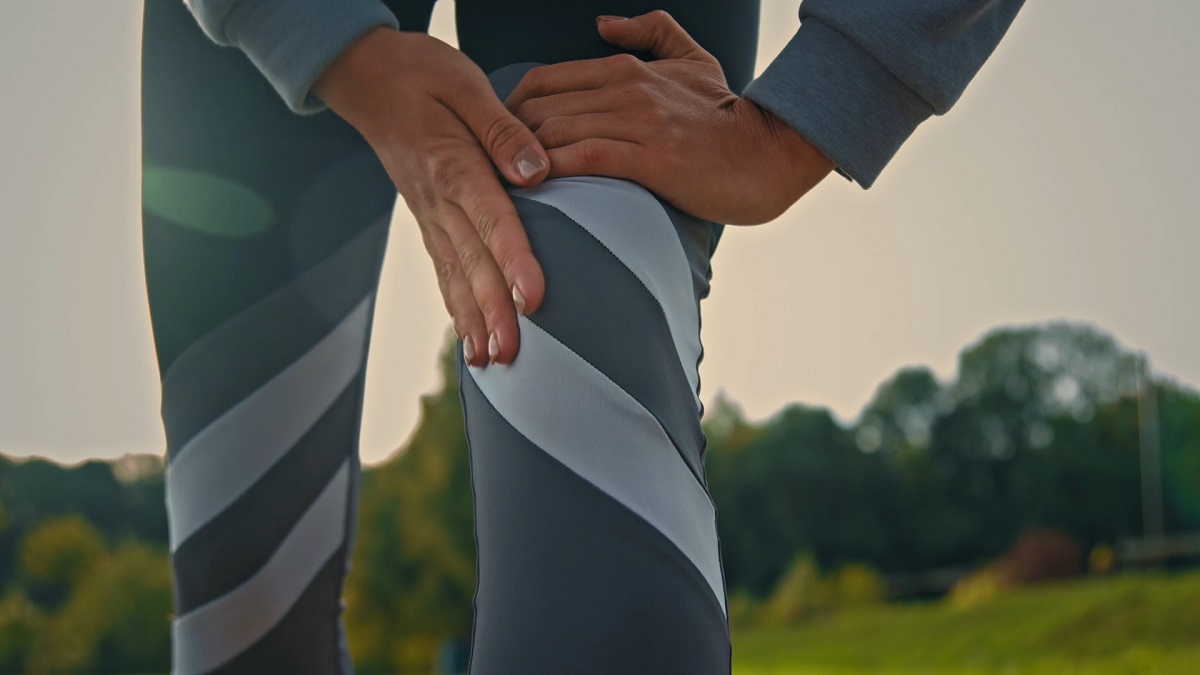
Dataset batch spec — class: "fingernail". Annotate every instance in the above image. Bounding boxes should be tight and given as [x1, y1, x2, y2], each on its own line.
[463, 335, 476, 364]
[515, 147, 546, 180]
[512, 284, 527, 315]
[597, 15, 626, 22]
[488, 332, 500, 362]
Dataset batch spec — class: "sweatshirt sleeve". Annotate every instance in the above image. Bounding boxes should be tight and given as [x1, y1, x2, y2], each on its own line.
[183, 0, 399, 114]
[742, 0, 1025, 188]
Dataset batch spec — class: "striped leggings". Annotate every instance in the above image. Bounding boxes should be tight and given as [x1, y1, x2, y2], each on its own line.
[144, 3, 728, 673]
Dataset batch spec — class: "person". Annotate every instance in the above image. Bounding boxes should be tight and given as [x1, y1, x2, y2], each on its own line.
[143, 1, 1024, 673]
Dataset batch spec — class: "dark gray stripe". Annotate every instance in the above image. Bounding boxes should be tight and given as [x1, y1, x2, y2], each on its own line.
[511, 177, 704, 411]
[204, 547, 350, 675]
[171, 371, 363, 614]
[512, 194, 709, 483]
[160, 216, 388, 460]
[172, 461, 351, 675]
[465, 318, 726, 614]
[459, 366, 730, 675]
[167, 297, 371, 551]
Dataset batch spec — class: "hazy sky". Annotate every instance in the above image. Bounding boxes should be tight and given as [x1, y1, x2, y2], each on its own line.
[1, 1, 1196, 466]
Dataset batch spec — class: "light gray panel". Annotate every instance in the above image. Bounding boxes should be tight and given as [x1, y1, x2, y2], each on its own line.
[166, 296, 371, 551]
[466, 317, 725, 613]
[172, 460, 351, 675]
[511, 177, 703, 411]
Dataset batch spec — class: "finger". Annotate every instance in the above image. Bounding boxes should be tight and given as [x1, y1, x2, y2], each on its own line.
[429, 153, 545, 319]
[513, 89, 616, 132]
[505, 55, 641, 114]
[418, 220, 489, 367]
[596, 11, 717, 64]
[534, 113, 636, 149]
[436, 201, 522, 365]
[544, 139, 646, 182]
[447, 77, 549, 187]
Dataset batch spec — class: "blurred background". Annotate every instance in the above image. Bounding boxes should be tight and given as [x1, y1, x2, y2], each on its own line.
[0, 1, 1197, 673]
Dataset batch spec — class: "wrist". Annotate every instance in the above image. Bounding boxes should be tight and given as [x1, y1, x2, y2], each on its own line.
[312, 26, 424, 139]
[734, 96, 835, 208]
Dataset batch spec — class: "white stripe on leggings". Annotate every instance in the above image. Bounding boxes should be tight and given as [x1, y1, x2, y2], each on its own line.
[466, 316, 726, 614]
[166, 295, 371, 551]
[172, 460, 351, 675]
[511, 177, 703, 412]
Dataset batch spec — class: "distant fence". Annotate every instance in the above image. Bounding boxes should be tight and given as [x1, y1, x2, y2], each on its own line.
[1118, 533, 1200, 568]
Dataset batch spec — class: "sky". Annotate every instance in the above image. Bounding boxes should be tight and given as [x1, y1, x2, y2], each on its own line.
[0, 1, 1196, 466]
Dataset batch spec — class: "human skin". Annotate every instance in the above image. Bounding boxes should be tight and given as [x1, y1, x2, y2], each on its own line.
[507, 11, 834, 226]
[313, 11, 833, 367]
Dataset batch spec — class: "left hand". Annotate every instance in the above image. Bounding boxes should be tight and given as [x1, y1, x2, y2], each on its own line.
[505, 10, 835, 225]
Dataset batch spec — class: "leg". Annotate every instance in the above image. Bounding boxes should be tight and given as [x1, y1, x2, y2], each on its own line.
[460, 64, 728, 675]
[141, 3, 425, 672]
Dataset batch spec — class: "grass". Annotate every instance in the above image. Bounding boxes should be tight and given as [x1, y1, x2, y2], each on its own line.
[732, 570, 1200, 675]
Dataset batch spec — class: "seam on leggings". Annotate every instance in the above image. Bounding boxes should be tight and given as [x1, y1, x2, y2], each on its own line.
[456, 344, 483, 675]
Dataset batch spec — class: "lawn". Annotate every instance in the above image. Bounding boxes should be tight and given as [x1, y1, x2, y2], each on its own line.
[732, 570, 1200, 674]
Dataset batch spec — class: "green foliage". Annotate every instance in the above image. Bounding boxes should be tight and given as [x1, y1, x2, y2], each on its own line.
[345, 337, 476, 674]
[25, 542, 172, 674]
[709, 322, 1200, 597]
[0, 591, 41, 673]
[750, 557, 886, 629]
[0, 320, 1193, 672]
[19, 516, 106, 610]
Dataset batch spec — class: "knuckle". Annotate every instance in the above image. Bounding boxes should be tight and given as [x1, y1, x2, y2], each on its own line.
[473, 208, 500, 245]
[515, 99, 538, 122]
[539, 116, 565, 146]
[457, 245, 484, 279]
[649, 9, 673, 22]
[520, 67, 546, 94]
[610, 53, 641, 72]
[482, 116, 524, 155]
[414, 181, 438, 211]
[580, 141, 609, 169]
[429, 158, 466, 195]
[436, 257, 457, 287]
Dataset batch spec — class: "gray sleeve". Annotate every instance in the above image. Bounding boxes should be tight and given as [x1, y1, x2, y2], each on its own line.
[742, 0, 1025, 188]
[183, 0, 399, 114]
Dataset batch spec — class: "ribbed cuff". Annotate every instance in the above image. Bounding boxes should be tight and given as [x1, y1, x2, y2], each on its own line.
[742, 18, 934, 189]
[222, 0, 399, 114]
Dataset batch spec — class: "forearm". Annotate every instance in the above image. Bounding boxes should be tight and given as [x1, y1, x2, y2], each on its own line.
[743, 0, 1026, 188]
[183, 0, 399, 114]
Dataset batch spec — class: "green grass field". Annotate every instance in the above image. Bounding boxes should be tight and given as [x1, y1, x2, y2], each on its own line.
[732, 570, 1200, 675]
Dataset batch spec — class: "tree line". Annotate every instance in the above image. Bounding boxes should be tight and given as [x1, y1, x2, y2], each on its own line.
[0, 321, 1195, 672]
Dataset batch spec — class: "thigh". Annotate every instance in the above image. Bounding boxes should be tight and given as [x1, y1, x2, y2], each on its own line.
[460, 67, 728, 673]
[141, 3, 401, 673]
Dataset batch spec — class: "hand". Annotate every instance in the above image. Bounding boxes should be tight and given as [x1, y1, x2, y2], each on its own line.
[505, 11, 835, 225]
[314, 27, 549, 367]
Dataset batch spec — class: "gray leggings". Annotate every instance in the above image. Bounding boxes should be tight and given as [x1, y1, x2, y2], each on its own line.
[144, 3, 729, 673]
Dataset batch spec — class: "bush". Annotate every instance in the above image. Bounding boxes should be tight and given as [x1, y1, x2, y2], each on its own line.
[1002, 527, 1083, 584]
[830, 563, 886, 607]
[753, 556, 886, 628]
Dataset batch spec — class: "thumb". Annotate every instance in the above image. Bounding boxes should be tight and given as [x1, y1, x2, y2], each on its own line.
[457, 93, 549, 187]
[596, 11, 716, 63]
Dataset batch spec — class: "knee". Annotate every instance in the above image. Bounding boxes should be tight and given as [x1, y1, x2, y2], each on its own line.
[510, 176, 685, 285]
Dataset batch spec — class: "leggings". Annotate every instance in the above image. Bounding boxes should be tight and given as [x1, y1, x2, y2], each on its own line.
[143, 2, 730, 673]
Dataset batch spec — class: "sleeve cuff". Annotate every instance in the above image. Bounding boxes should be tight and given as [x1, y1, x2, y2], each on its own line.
[742, 18, 934, 189]
[221, 0, 399, 114]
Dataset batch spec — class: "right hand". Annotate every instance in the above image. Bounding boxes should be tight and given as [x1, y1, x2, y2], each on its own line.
[313, 27, 549, 367]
